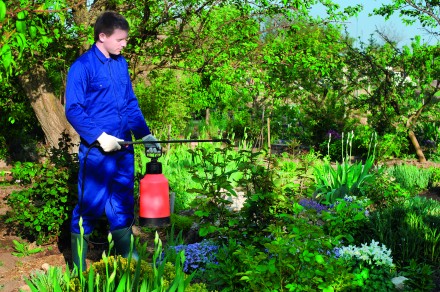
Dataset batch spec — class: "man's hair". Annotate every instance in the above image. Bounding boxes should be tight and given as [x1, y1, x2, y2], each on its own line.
[94, 11, 129, 42]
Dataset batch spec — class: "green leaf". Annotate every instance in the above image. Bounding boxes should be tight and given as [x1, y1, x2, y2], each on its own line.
[88, 266, 95, 291]
[24, 279, 39, 292]
[199, 225, 217, 237]
[16, 19, 26, 33]
[1, 44, 12, 70]
[29, 26, 37, 38]
[116, 274, 127, 292]
[315, 254, 325, 264]
[17, 10, 27, 20]
[0, 0, 6, 22]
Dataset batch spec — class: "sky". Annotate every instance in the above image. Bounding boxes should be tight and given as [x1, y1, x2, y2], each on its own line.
[310, 0, 438, 47]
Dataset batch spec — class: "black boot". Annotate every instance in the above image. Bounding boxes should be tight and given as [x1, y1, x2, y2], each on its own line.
[71, 232, 90, 272]
[111, 227, 139, 261]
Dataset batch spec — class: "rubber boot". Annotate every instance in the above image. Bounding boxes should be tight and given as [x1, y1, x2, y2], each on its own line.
[111, 227, 139, 261]
[71, 232, 90, 272]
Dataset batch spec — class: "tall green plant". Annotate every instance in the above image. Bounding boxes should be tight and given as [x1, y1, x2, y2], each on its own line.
[187, 144, 244, 237]
[313, 132, 377, 204]
[25, 265, 72, 292]
[159, 144, 203, 212]
[26, 231, 205, 292]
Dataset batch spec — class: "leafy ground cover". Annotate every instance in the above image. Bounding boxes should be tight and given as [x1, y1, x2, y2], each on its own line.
[0, 157, 439, 291]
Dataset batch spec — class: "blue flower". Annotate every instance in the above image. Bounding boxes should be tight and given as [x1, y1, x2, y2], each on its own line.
[332, 247, 341, 258]
[171, 240, 219, 273]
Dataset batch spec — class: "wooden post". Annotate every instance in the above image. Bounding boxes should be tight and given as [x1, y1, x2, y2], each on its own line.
[167, 124, 171, 152]
[267, 117, 271, 154]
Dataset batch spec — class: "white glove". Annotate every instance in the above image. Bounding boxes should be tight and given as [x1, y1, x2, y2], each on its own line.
[97, 132, 123, 152]
[142, 134, 161, 153]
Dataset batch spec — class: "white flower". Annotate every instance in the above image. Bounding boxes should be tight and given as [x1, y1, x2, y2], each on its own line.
[337, 240, 394, 268]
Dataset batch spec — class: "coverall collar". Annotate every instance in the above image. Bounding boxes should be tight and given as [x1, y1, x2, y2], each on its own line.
[92, 43, 119, 63]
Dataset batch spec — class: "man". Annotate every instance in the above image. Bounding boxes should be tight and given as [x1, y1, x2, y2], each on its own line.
[65, 11, 160, 271]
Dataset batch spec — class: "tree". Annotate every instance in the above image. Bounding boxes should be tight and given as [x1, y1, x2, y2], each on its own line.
[374, 0, 440, 38]
[345, 36, 440, 162]
[0, 0, 83, 153]
[123, 0, 357, 141]
[0, 0, 360, 156]
[352, 0, 440, 162]
[255, 15, 359, 147]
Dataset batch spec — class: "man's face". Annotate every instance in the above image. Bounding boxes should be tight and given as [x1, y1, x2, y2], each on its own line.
[98, 28, 128, 57]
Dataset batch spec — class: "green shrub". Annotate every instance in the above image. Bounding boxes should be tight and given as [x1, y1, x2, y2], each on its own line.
[187, 144, 252, 237]
[386, 164, 433, 195]
[272, 153, 302, 194]
[204, 216, 350, 292]
[5, 134, 77, 244]
[428, 167, 440, 188]
[334, 240, 396, 291]
[362, 170, 411, 209]
[321, 196, 372, 244]
[399, 260, 435, 292]
[376, 132, 410, 160]
[170, 213, 194, 233]
[365, 196, 440, 267]
[6, 162, 73, 244]
[160, 144, 202, 212]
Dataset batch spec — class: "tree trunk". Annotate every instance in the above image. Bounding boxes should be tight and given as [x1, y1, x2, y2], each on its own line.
[408, 129, 426, 163]
[71, 1, 93, 54]
[205, 108, 210, 124]
[18, 64, 79, 150]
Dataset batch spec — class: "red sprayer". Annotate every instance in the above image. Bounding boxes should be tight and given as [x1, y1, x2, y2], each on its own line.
[139, 154, 170, 226]
[119, 138, 230, 227]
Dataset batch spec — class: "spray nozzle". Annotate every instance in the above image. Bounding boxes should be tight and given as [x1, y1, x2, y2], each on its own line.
[146, 156, 162, 174]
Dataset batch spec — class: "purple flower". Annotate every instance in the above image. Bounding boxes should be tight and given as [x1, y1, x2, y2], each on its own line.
[299, 198, 328, 213]
[423, 140, 436, 148]
[327, 130, 342, 140]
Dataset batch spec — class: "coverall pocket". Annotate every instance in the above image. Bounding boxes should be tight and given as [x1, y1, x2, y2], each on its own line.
[118, 73, 129, 85]
[90, 78, 111, 90]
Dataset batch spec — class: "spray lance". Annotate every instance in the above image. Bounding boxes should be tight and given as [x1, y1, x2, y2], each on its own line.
[118, 138, 231, 227]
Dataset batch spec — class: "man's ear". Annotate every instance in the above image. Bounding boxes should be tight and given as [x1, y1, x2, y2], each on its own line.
[98, 32, 107, 42]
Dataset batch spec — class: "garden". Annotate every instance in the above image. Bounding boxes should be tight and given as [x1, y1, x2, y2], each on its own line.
[0, 130, 439, 291]
[1, 0, 440, 291]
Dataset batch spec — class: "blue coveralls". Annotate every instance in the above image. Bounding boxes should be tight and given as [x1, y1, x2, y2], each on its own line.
[65, 44, 150, 235]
